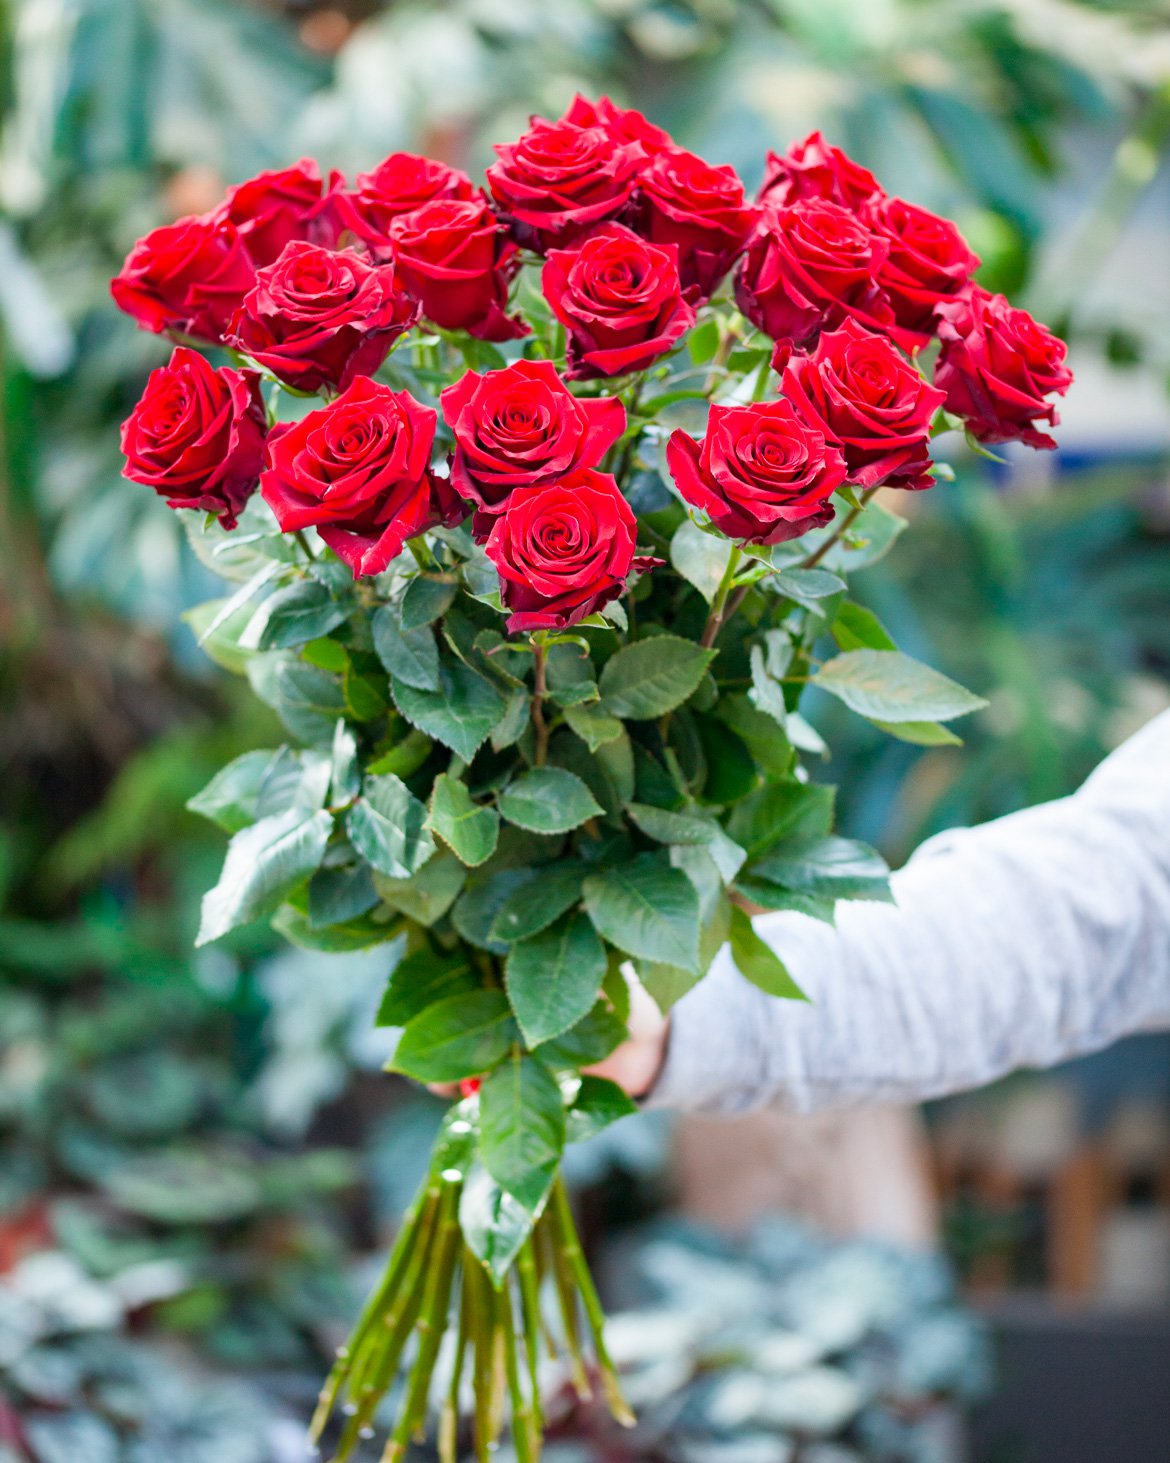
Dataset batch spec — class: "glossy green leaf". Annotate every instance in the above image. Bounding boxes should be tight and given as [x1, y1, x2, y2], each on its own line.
[479, 1053, 565, 1212]
[871, 718, 963, 746]
[460, 1164, 537, 1286]
[392, 659, 507, 760]
[389, 990, 516, 1082]
[426, 772, 500, 867]
[400, 573, 457, 629]
[196, 807, 333, 946]
[535, 1001, 627, 1070]
[583, 853, 701, 973]
[597, 636, 714, 720]
[373, 603, 440, 691]
[187, 749, 286, 832]
[729, 903, 809, 1000]
[376, 947, 477, 1028]
[346, 773, 433, 879]
[773, 567, 845, 605]
[497, 767, 602, 835]
[488, 862, 584, 944]
[670, 519, 733, 604]
[752, 834, 892, 903]
[626, 802, 720, 847]
[243, 579, 347, 650]
[728, 779, 835, 858]
[247, 655, 348, 744]
[566, 1075, 638, 1144]
[307, 860, 378, 927]
[563, 701, 624, 751]
[813, 650, 988, 723]
[831, 600, 897, 652]
[505, 911, 607, 1047]
[636, 959, 702, 1014]
[374, 849, 467, 925]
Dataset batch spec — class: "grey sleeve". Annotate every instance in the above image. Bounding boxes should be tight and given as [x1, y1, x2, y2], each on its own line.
[649, 710, 1170, 1115]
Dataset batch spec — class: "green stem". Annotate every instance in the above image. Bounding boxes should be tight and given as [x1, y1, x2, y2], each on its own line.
[439, 1263, 471, 1463]
[801, 487, 877, 570]
[499, 1279, 537, 1463]
[537, 1215, 591, 1400]
[469, 1259, 499, 1463]
[516, 1238, 546, 1425]
[699, 544, 744, 650]
[530, 641, 549, 767]
[294, 529, 315, 561]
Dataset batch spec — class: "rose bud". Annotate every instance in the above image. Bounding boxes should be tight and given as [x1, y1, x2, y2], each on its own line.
[339, 153, 478, 258]
[227, 242, 418, 394]
[634, 148, 758, 300]
[542, 224, 696, 381]
[260, 377, 450, 577]
[666, 399, 845, 546]
[933, 287, 1073, 450]
[120, 347, 265, 528]
[484, 469, 654, 632]
[782, 319, 946, 491]
[486, 116, 641, 253]
[440, 360, 626, 525]
[110, 212, 256, 344]
[869, 197, 981, 337]
[388, 198, 528, 342]
[217, 158, 347, 267]
[758, 130, 885, 211]
[559, 93, 676, 159]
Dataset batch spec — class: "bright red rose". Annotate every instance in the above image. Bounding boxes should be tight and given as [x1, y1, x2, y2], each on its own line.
[634, 149, 757, 299]
[542, 224, 695, 381]
[340, 153, 478, 257]
[782, 319, 946, 491]
[260, 378, 449, 576]
[666, 399, 844, 545]
[759, 131, 885, 211]
[440, 360, 626, 522]
[227, 242, 417, 394]
[120, 347, 265, 528]
[486, 117, 640, 252]
[218, 158, 347, 268]
[933, 287, 1073, 450]
[869, 197, 980, 336]
[560, 93, 675, 159]
[110, 213, 255, 343]
[484, 470, 651, 632]
[388, 198, 527, 342]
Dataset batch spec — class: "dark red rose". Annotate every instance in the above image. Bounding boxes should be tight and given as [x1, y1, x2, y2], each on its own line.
[782, 319, 946, 491]
[634, 148, 757, 299]
[542, 224, 695, 380]
[388, 198, 527, 342]
[736, 200, 910, 350]
[339, 153, 477, 257]
[934, 287, 1073, 450]
[759, 131, 885, 211]
[227, 242, 417, 394]
[484, 469, 651, 632]
[486, 117, 640, 252]
[560, 93, 675, 159]
[666, 399, 844, 545]
[869, 197, 980, 336]
[120, 347, 265, 528]
[218, 158, 347, 268]
[110, 213, 255, 343]
[440, 360, 626, 522]
[260, 378, 448, 576]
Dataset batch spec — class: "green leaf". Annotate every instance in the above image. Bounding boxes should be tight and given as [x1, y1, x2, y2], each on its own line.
[329, 719, 360, 804]
[832, 601, 897, 652]
[728, 778, 835, 858]
[536, 1001, 627, 1069]
[798, 498, 907, 570]
[752, 834, 892, 903]
[182, 597, 256, 675]
[813, 650, 988, 723]
[564, 701, 624, 751]
[479, 1053, 565, 1212]
[373, 604, 440, 691]
[871, 718, 963, 746]
[389, 990, 516, 1082]
[367, 727, 432, 780]
[376, 947, 477, 1027]
[687, 317, 721, 365]
[187, 749, 285, 832]
[242, 579, 347, 650]
[505, 911, 607, 1047]
[714, 698, 792, 781]
[492, 688, 531, 751]
[307, 860, 378, 927]
[460, 1164, 537, 1286]
[670, 519, 733, 604]
[248, 655, 348, 744]
[636, 959, 702, 1014]
[497, 767, 602, 835]
[729, 904, 809, 1000]
[196, 808, 333, 946]
[626, 802, 720, 847]
[566, 1075, 638, 1144]
[272, 903, 396, 952]
[374, 849, 467, 925]
[343, 665, 388, 721]
[346, 773, 434, 879]
[733, 878, 837, 923]
[426, 773, 500, 867]
[597, 636, 714, 720]
[302, 636, 350, 672]
[393, 659, 507, 760]
[749, 644, 788, 726]
[489, 862, 584, 943]
[583, 853, 701, 973]
[400, 573, 457, 630]
[773, 567, 845, 606]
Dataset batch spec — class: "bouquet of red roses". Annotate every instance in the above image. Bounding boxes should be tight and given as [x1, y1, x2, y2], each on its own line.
[111, 96, 1071, 1462]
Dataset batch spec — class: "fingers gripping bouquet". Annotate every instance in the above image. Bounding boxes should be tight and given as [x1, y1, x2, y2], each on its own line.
[113, 110, 1072, 1460]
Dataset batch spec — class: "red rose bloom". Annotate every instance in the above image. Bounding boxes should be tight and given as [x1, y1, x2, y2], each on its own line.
[759, 131, 885, 211]
[542, 224, 695, 381]
[110, 213, 255, 344]
[484, 470, 649, 632]
[735, 200, 907, 350]
[120, 347, 265, 528]
[388, 198, 527, 342]
[218, 158, 346, 268]
[666, 400, 844, 545]
[560, 93, 676, 159]
[635, 149, 757, 300]
[340, 153, 478, 257]
[487, 117, 640, 252]
[933, 287, 1073, 450]
[870, 197, 980, 337]
[260, 378, 450, 576]
[782, 319, 946, 491]
[227, 242, 417, 394]
[440, 360, 626, 521]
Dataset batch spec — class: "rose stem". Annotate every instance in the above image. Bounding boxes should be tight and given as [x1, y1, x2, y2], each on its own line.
[470, 1259, 497, 1463]
[530, 642, 550, 767]
[498, 1278, 537, 1463]
[800, 485, 879, 570]
[537, 1213, 592, 1400]
[699, 545, 745, 651]
[525, 1232, 559, 1359]
[438, 1261, 472, 1463]
[516, 1238, 547, 1423]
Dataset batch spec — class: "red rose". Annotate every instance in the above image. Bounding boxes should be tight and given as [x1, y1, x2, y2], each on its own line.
[759, 131, 884, 211]
[484, 470, 649, 632]
[388, 198, 527, 342]
[340, 153, 477, 257]
[120, 347, 265, 528]
[735, 200, 906, 350]
[218, 158, 346, 268]
[440, 360, 626, 522]
[634, 148, 757, 299]
[560, 93, 675, 159]
[542, 224, 695, 381]
[486, 117, 640, 252]
[260, 378, 448, 576]
[869, 197, 980, 336]
[110, 213, 255, 343]
[934, 287, 1073, 450]
[227, 242, 417, 394]
[666, 399, 844, 545]
[782, 319, 946, 491]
